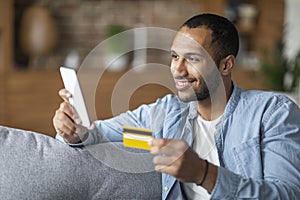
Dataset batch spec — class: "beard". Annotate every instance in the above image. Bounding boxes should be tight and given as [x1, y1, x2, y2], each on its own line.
[178, 71, 221, 103]
[195, 80, 210, 101]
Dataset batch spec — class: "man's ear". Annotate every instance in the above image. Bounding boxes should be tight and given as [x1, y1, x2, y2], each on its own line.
[219, 55, 235, 76]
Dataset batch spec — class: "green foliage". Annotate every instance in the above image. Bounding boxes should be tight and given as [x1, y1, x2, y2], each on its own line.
[260, 42, 287, 91]
[106, 25, 125, 37]
[289, 51, 300, 90]
[105, 25, 126, 53]
[260, 41, 300, 91]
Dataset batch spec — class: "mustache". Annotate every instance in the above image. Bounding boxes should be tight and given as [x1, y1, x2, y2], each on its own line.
[174, 76, 197, 81]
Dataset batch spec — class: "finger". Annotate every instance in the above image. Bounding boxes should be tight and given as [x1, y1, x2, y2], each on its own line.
[154, 164, 174, 174]
[60, 132, 81, 144]
[154, 164, 168, 172]
[58, 89, 72, 102]
[153, 154, 180, 166]
[54, 110, 77, 135]
[59, 102, 80, 123]
[150, 139, 188, 156]
[149, 138, 173, 155]
[55, 120, 76, 137]
[150, 138, 186, 149]
[55, 121, 81, 144]
[150, 138, 173, 147]
[74, 124, 88, 138]
[151, 145, 177, 156]
[154, 162, 182, 177]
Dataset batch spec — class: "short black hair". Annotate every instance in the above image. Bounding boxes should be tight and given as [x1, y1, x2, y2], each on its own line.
[181, 13, 239, 66]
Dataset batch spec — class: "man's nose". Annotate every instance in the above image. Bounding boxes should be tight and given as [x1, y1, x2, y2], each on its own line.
[174, 58, 188, 76]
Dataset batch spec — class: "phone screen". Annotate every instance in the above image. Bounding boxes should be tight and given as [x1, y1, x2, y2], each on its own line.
[60, 66, 91, 127]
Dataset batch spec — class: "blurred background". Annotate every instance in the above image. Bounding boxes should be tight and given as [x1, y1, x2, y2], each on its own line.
[0, 0, 300, 137]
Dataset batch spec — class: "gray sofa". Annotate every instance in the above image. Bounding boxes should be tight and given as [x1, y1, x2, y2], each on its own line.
[0, 126, 161, 200]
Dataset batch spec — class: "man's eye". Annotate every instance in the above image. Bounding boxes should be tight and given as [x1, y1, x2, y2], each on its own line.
[171, 54, 179, 59]
[187, 57, 199, 62]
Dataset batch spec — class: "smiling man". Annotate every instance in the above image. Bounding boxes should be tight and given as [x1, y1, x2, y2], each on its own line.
[53, 14, 300, 199]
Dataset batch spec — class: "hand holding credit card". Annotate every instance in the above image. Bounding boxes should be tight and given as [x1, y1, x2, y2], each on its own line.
[122, 126, 153, 150]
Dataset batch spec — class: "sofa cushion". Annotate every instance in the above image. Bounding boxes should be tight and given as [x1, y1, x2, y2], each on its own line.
[0, 126, 161, 200]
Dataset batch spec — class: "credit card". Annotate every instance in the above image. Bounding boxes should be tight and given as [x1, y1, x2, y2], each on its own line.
[122, 126, 153, 150]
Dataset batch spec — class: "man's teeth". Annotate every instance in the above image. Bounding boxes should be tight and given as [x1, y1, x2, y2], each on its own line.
[178, 81, 189, 86]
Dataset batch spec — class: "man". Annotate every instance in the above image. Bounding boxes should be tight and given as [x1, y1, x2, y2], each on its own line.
[53, 14, 300, 199]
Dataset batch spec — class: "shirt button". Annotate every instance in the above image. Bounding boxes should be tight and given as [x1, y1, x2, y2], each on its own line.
[164, 186, 169, 191]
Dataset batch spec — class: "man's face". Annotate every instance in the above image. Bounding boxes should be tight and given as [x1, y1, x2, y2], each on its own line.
[170, 27, 221, 102]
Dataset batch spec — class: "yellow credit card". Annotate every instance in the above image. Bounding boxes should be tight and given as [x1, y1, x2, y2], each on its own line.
[122, 126, 153, 150]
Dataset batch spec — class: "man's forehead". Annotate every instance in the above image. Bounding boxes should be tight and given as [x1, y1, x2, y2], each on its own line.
[171, 27, 212, 53]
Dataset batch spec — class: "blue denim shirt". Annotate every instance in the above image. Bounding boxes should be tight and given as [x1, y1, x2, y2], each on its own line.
[57, 83, 300, 199]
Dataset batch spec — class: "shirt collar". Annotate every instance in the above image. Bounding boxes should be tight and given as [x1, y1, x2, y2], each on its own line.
[187, 81, 243, 121]
[222, 82, 243, 120]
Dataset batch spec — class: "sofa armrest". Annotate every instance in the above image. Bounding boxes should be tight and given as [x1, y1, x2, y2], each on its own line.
[0, 126, 161, 199]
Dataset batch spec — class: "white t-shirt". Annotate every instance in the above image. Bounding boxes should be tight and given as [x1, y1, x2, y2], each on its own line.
[182, 114, 221, 200]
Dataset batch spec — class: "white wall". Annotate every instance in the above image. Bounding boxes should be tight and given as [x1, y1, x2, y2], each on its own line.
[284, 0, 300, 60]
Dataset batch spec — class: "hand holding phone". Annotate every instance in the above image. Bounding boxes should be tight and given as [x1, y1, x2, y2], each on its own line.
[60, 66, 91, 127]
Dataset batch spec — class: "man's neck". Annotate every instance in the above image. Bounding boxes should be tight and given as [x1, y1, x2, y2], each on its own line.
[196, 82, 233, 121]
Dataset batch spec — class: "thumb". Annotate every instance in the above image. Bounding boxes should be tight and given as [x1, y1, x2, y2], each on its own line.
[59, 89, 72, 103]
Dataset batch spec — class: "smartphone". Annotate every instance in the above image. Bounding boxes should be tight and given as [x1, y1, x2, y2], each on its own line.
[59, 66, 91, 127]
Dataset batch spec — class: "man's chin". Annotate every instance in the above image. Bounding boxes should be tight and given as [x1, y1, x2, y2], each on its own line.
[178, 90, 210, 102]
[177, 92, 197, 103]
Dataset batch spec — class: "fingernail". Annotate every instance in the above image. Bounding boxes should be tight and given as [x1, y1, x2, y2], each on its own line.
[66, 92, 71, 98]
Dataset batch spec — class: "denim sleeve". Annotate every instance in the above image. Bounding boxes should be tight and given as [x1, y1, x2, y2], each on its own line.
[211, 99, 300, 199]
[57, 95, 175, 147]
